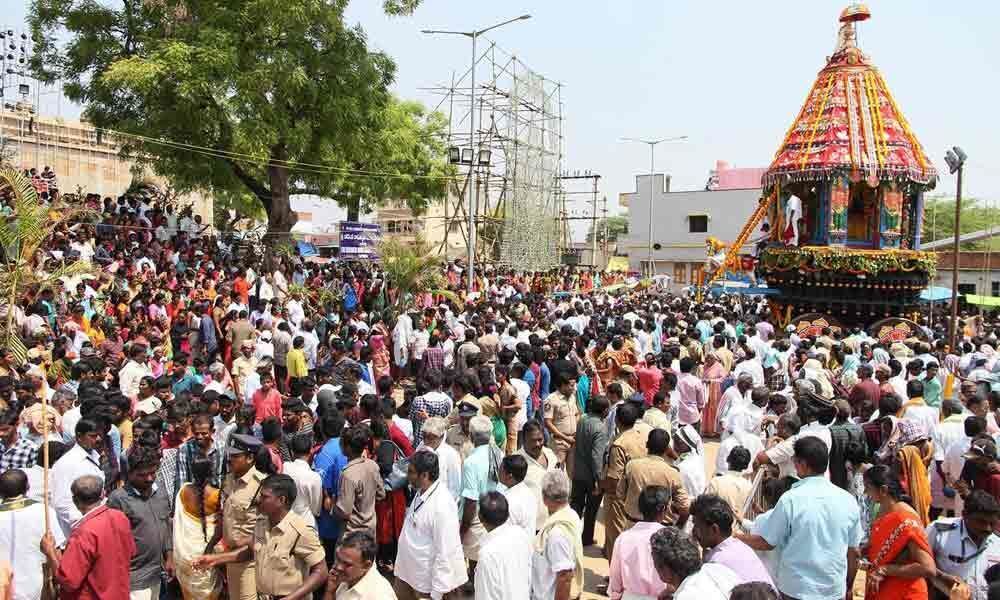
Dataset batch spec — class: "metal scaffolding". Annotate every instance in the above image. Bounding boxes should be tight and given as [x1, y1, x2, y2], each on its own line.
[422, 40, 565, 270]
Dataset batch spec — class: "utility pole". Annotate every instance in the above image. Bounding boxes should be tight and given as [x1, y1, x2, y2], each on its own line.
[944, 146, 967, 352]
[591, 177, 599, 266]
[602, 195, 609, 258]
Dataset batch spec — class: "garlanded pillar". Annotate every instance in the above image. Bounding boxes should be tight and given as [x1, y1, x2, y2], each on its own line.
[879, 182, 903, 249]
[829, 175, 849, 246]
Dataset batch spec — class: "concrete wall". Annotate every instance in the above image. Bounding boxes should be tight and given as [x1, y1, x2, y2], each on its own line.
[1, 108, 213, 222]
[622, 172, 760, 287]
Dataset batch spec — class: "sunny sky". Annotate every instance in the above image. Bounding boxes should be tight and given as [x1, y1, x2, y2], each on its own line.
[10, 0, 1000, 238]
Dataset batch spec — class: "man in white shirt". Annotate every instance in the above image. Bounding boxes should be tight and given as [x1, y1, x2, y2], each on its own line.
[395, 450, 468, 600]
[475, 491, 533, 600]
[118, 344, 151, 400]
[932, 400, 968, 518]
[282, 436, 322, 529]
[417, 417, 463, 503]
[299, 320, 320, 370]
[732, 354, 765, 388]
[500, 454, 538, 538]
[50, 418, 105, 537]
[0, 469, 67, 600]
[898, 379, 939, 439]
[756, 381, 833, 479]
[509, 366, 532, 436]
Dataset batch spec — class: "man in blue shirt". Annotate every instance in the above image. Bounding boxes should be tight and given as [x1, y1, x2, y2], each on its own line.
[313, 412, 348, 566]
[738, 436, 862, 600]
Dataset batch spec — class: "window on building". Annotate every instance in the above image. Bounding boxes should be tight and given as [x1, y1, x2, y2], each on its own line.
[958, 283, 977, 296]
[992, 281, 999, 297]
[688, 215, 708, 233]
[673, 263, 687, 284]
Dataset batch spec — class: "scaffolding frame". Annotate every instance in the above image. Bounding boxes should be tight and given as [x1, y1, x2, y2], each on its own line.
[421, 40, 565, 270]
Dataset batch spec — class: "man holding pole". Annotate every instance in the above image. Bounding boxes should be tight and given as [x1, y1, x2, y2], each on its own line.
[0, 468, 65, 600]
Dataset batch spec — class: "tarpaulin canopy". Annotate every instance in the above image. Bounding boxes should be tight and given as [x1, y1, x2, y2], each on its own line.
[965, 294, 1000, 307]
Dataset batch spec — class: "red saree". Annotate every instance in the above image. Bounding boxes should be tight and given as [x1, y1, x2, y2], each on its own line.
[866, 508, 931, 600]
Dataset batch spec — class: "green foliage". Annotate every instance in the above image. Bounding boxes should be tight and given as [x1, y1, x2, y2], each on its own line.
[30, 0, 449, 232]
[378, 237, 456, 318]
[0, 167, 96, 364]
[586, 215, 629, 244]
[922, 197, 1000, 251]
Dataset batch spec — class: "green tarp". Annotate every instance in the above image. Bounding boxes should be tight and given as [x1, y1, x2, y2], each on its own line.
[965, 294, 1000, 307]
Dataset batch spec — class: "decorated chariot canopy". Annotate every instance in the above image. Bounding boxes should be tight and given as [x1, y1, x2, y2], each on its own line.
[763, 3, 937, 190]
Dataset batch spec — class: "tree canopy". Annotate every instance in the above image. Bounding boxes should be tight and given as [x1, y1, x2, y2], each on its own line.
[922, 197, 1000, 251]
[586, 215, 629, 244]
[30, 0, 451, 234]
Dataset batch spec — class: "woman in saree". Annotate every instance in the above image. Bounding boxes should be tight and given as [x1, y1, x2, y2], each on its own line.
[700, 352, 727, 437]
[173, 457, 222, 600]
[863, 465, 936, 600]
[369, 323, 392, 382]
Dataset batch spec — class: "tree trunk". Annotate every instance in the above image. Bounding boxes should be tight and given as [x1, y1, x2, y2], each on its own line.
[266, 147, 297, 235]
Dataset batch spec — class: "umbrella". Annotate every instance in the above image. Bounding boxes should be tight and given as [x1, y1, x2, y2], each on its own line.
[919, 286, 957, 303]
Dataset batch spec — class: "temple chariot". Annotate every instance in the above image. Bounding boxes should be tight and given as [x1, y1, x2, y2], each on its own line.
[706, 4, 939, 339]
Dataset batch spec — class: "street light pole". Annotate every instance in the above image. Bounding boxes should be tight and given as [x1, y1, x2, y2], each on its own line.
[423, 15, 531, 293]
[468, 32, 476, 293]
[944, 146, 967, 353]
[949, 163, 963, 351]
[620, 136, 687, 277]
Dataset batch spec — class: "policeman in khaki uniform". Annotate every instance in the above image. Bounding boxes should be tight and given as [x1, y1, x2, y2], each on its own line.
[209, 433, 268, 600]
[601, 402, 650, 562]
[196, 473, 327, 600]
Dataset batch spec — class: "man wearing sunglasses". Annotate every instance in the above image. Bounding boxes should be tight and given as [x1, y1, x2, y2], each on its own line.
[927, 489, 1000, 600]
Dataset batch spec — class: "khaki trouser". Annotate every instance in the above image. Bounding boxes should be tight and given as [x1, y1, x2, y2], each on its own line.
[226, 561, 257, 600]
[603, 493, 629, 561]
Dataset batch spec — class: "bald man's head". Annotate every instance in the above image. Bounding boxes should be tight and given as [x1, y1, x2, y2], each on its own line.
[0, 469, 27, 499]
[71, 475, 104, 508]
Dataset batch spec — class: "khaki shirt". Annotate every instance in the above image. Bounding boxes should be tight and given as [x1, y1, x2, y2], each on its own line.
[617, 455, 689, 525]
[543, 391, 578, 439]
[446, 424, 474, 460]
[641, 407, 671, 433]
[604, 425, 650, 492]
[222, 467, 266, 548]
[705, 471, 754, 520]
[231, 355, 258, 392]
[252, 511, 325, 596]
[336, 457, 385, 535]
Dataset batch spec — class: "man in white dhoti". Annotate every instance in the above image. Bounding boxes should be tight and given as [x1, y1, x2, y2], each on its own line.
[784, 194, 802, 247]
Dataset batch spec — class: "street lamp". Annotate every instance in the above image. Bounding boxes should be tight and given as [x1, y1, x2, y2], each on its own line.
[424, 14, 532, 293]
[944, 145, 967, 352]
[620, 135, 688, 277]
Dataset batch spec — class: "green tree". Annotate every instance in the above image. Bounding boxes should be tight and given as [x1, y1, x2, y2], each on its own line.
[0, 167, 94, 363]
[586, 215, 629, 244]
[378, 237, 456, 320]
[30, 0, 450, 235]
[922, 197, 1000, 251]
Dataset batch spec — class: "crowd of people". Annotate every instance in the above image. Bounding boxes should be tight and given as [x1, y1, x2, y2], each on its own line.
[1, 183, 1000, 600]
